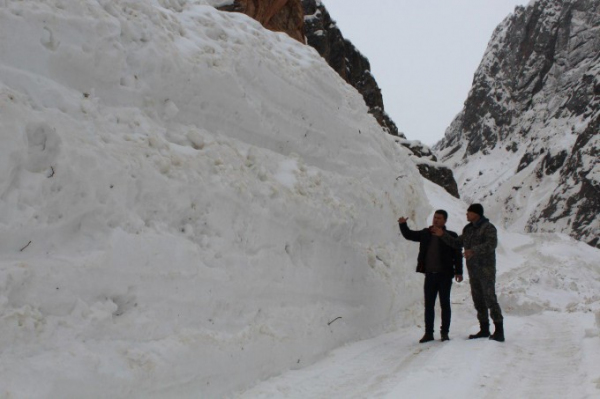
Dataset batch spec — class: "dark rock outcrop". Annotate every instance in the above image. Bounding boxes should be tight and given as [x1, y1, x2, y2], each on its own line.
[301, 0, 398, 137]
[219, 0, 305, 43]
[530, 112, 600, 247]
[434, 0, 599, 247]
[300, 0, 459, 198]
[394, 139, 460, 198]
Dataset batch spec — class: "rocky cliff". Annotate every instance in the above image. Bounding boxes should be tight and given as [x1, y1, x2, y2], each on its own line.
[434, 0, 599, 247]
[218, 0, 305, 42]
[301, 1, 397, 137]
[301, 0, 459, 198]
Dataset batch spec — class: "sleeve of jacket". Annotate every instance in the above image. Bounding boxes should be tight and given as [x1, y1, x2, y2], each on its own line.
[448, 231, 463, 275]
[439, 231, 463, 249]
[399, 222, 422, 242]
[472, 223, 498, 255]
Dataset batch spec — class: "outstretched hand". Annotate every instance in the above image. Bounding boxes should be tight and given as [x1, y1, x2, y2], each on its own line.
[430, 226, 444, 236]
[398, 217, 408, 224]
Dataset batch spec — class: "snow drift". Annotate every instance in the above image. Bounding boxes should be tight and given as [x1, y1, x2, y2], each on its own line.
[0, 1, 429, 397]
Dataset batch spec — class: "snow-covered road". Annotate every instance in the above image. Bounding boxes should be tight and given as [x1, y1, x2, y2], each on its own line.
[234, 292, 600, 399]
[234, 184, 600, 398]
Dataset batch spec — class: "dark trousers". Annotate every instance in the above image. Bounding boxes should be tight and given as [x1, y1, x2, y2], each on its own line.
[469, 273, 503, 324]
[424, 273, 453, 334]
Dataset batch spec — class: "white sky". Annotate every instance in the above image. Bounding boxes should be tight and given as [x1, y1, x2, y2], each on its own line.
[322, 0, 531, 146]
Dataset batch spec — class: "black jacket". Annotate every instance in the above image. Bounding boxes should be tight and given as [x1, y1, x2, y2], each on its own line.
[399, 222, 463, 275]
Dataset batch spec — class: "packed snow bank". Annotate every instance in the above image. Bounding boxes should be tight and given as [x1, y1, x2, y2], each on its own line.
[0, 1, 430, 397]
[235, 179, 600, 399]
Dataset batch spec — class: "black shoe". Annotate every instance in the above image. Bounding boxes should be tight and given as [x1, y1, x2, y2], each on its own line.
[419, 333, 434, 343]
[489, 322, 505, 342]
[441, 332, 450, 342]
[468, 323, 490, 339]
[469, 330, 491, 339]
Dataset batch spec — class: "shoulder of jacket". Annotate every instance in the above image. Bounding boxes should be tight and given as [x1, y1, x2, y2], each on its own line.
[483, 221, 497, 231]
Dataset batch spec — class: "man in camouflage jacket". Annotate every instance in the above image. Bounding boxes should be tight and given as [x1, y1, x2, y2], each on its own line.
[431, 203, 505, 342]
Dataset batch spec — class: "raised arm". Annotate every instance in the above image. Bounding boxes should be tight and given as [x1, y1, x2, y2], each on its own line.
[431, 226, 463, 249]
[398, 217, 422, 242]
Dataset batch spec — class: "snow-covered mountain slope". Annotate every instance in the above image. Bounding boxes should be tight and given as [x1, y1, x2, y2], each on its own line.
[0, 1, 430, 397]
[235, 180, 600, 399]
[434, 0, 600, 248]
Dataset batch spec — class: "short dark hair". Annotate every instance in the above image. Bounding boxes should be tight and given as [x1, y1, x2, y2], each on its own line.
[434, 209, 448, 220]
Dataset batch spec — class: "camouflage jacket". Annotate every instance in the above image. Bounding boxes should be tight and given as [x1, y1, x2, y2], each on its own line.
[440, 217, 497, 274]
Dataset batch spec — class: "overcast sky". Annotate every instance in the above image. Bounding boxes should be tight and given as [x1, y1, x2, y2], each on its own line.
[322, 0, 530, 146]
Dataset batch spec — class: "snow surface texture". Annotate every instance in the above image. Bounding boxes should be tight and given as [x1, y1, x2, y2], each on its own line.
[1, 1, 599, 398]
[0, 1, 429, 397]
[434, 0, 600, 247]
[235, 181, 600, 398]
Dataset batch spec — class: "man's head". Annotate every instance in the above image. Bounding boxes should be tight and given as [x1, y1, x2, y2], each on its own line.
[432, 209, 448, 228]
[466, 203, 484, 223]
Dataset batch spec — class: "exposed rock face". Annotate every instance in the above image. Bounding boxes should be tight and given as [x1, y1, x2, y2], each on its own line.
[301, 0, 397, 137]
[434, 0, 600, 247]
[393, 139, 460, 198]
[301, 0, 459, 198]
[218, 0, 305, 43]
[218, 0, 461, 198]
[533, 113, 600, 247]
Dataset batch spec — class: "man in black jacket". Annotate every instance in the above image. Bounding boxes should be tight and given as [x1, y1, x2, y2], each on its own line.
[398, 210, 463, 343]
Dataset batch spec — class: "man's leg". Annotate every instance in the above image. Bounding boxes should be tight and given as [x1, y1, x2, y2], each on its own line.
[468, 275, 491, 339]
[420, 274, 438, 342]
[480, 268, 505, 341]
[470, 276, 490, 325]
[480, 269, 503, 323]
[439, 275, 453, 335]
[424, 274, 438, 335]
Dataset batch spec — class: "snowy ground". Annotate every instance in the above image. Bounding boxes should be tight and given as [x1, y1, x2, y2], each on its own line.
[1, 1, 599, 398]
[234, 181, 600, 399]
[234, 312, 600, 399]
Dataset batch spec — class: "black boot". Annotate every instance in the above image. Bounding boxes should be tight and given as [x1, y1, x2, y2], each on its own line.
[419, 333, 434, 343]
[489, 322, 505, 342]
[441, 332, 450, 342]
[468, 323, 490, 339]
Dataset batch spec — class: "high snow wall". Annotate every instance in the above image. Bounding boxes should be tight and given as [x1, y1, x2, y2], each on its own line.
[0, 1, 430, 397]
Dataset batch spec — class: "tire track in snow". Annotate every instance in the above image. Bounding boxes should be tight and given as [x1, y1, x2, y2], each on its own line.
[483, 313, 590, 399]
[231, 330, 445, 398]
[233, 311, 600, 398]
